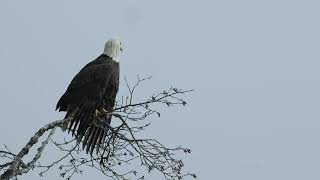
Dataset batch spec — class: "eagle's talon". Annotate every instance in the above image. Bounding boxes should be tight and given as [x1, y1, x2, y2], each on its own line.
[101, 108, 108, 114]
[95, 108, 111, 118]
[95, 109, 100, 117]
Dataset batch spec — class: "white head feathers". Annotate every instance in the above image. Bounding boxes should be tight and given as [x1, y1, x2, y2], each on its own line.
[103, 38, 123, 62]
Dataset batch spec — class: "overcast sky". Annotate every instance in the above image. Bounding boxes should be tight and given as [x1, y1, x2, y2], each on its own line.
[1, 0, 320, 179]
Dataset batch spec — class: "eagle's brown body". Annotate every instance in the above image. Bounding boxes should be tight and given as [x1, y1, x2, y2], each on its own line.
[56, 54, 119, 154]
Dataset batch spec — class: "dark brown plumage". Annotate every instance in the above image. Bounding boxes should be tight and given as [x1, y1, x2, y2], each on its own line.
[56, 54, 119, 154]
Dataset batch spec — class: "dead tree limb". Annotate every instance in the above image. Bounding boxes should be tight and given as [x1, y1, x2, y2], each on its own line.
[0, 76, 196, 180]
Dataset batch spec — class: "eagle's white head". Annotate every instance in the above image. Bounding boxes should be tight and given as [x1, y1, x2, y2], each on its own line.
[103, 37, 123, 62]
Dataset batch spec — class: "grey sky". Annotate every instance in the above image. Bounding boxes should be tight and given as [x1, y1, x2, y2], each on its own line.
[1, 0, 320, 179]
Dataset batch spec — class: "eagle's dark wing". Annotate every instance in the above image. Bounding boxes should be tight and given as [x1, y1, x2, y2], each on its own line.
[56, 59, 114, 150]
[83, 63, 120, 154]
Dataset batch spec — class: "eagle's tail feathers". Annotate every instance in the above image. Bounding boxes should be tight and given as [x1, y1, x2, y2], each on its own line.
[65, 100, 113, 155]
[73, 101, 96, 137]
[82, 125, 94, 149]
[89, 128, 101, 155]
[72, 104, 91, 136]
[85, 126, 98, 154]
[96, 129, 106, 154]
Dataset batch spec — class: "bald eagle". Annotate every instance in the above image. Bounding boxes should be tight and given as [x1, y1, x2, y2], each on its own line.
[56, 38, 122, 154]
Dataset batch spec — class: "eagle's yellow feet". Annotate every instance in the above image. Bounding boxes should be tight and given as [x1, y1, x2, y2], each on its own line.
[95, 108, 111, 118]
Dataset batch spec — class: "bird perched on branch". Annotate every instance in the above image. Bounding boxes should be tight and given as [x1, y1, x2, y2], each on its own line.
[56, 38, 122, 155]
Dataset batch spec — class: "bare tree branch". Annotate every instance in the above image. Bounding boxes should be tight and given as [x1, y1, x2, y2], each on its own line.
[0, 76, 195, 180]
[1, 118, 72, 180]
